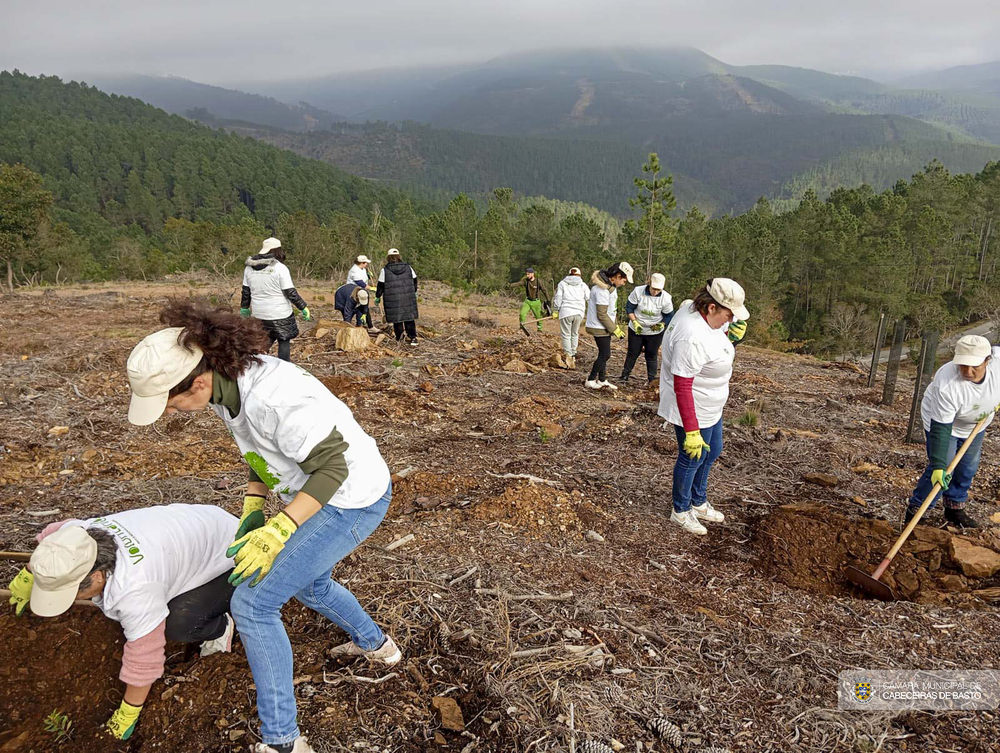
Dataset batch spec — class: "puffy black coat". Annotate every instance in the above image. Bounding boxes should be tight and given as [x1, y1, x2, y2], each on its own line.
[381, 262, 418, 323]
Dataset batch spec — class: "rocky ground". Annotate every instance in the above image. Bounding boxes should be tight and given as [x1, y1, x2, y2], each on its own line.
[2, 279, 1000, 753]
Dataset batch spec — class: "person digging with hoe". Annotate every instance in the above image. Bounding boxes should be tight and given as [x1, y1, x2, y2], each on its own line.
[510, 267, 551, 334]
[6, 503, 239, 741]
[903, 334, 1000, 529]
[126, 300, 399, 753]
[658, 279, 749, 535]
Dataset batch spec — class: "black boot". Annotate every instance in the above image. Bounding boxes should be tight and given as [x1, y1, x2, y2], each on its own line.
[944, 507, 980, 529]
[618, 373, 630, 385]
[902, 506, 917, 528]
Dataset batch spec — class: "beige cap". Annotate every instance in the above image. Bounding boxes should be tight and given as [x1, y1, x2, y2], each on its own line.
[126, 328, 204, 426]
[618, 261, 634, 284]
[708, 278, 750, 320]
[259, 237, 281, 254]
[650, 273, 666, 290]
[356, 255, 371, 264]
[387, 248, 401, 257]
[356, 289, 370, 305]
[29, 526, 98, 617]
[569, 267, 581, 275]
[953, 334, 992, 366]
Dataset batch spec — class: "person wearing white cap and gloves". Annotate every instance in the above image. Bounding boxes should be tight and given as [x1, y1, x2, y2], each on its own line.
[347, 255, 372, 286]
[240, 237, 311, 362]
[584, 261, 634, 389]
[376, 248, 419, 344]
[6, 504, 239, 741]
[620, 272, 674, 385]
[658, 279, 750, 535]
[552, 267, 590, 368]
[903, 334, 1000, 529]
[124, 299, 398, 753]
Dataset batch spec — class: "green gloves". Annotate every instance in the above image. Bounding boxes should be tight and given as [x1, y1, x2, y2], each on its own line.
[227, 511, 298, 587]
[7, 568, 33, 617]
[235, 495, 267, 540]
[106, 701, 142, 740]
[728, 320, 747, 343]
[240, 308, 251, 318]
[931, 469, 952, 491]
[300, 307, 312, 321]
[651, 322, 665, 333]
[374, 297, 381, 307]
[613, 326, 626, 339]
[632, 321, 643, 334]
[683, 430, 710, 460]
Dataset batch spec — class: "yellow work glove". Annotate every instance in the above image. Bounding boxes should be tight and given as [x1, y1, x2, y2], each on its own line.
[632, 321, 643, 334]
[227, 511, 298, 587]
[300, 307, 312, 321]
[106, 701, 142, 740]
[613, 326, 626, 339]
[931, 469, 952, 491]
[728, 320, 747, 343]
[7, 568, 33, 617]
[234, 495, 267, 540]
[552, 311, 559, 319]
[683, 430, 710, 461]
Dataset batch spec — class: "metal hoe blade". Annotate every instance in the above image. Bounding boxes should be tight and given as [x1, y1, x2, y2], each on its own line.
[845, 565, 896, 602]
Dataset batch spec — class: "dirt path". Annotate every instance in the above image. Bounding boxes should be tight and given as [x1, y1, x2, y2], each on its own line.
[2, 282, 1000, 752]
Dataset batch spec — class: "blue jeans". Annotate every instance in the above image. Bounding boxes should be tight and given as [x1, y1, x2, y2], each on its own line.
[908, 430, 984, 511]
[231, 484, 391, 746]
[672, 420, 724, 513]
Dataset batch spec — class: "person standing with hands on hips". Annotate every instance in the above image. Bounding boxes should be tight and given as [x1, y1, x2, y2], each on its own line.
[125, 300, 398, 753]
[584, 261, 634, 390]
[240, 237, 311, 362]
[620, 272, 674, 385]
[658, 279, 749, 535]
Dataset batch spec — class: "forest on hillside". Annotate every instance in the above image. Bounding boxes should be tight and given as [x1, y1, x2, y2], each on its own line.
[3, 71, 1000, 357]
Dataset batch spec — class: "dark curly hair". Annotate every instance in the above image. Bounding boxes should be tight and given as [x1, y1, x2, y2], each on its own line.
[159, 299, 271, 396]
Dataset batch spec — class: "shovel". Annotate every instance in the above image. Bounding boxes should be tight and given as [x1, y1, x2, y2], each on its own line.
[519, 314, 558, 337]
[845, 413, 990, 601]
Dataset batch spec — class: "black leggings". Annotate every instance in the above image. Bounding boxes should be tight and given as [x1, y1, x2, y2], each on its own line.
[588, 335, 612, 381]
[622, 329, 665, 380]
[393, 321, 417, 341]
[268, 336, 292, 362]
[164, 571, 235, 643]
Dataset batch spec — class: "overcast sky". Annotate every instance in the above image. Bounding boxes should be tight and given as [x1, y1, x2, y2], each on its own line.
[4, 0, 999, 84]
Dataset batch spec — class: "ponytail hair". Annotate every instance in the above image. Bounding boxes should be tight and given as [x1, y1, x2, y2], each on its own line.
[159, 299, 271, 395]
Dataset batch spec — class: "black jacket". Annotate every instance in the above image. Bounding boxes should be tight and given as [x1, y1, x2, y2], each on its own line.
[376, 262, 418, 323]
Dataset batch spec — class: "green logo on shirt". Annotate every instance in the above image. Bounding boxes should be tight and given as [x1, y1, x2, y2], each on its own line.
[244, 451, 281, 489]
[92, 517, 144, 565]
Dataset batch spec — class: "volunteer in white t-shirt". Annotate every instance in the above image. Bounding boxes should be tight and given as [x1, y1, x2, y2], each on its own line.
[347, 255, 371, 286]
[5, 504, 238, 741]
[904, 334, 1000, 529]
[240, 237, 311, 362]
[124, 299, 396, 753]
[620, 272, 674, 384]
[584, 261, 634, 390]
[658, 279, 750, 536]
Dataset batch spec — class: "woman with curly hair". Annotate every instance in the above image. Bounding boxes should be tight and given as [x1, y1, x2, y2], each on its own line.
[125, 300, 397, 753]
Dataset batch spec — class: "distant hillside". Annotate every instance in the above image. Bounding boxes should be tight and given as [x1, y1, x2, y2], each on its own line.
[896, 61, 1000, 94]
[86, 74, 344, 131]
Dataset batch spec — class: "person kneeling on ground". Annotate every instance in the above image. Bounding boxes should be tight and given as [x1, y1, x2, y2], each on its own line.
[334, 280, 371, 327]
[658, 279, 750, 535]
[376, 248, 419, 345]
[620, 272, 674, 385]
[552, 266, 589, 368]
[903, 334, 1000, 529]
[241, 237, 311, 362]
[584, 261, 634, 390]
[6, 503, 238, 741]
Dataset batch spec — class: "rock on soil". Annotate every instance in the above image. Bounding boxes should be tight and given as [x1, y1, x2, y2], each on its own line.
[336, 326, 371, 352]
[431, 695, 465, 731]
[802, 472, 839, 488]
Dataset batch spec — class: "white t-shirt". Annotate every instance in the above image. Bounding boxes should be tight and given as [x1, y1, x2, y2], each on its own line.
[347, 264, 368, 285]
[68, 505, 237, 641]
[658, 302, 735, 427]
[628, 285, 674, 333]
[243, 259, 295, 320]
[921, 346, 1000, 438]
[585, 282, 618, 332]
[213, 356, 392, 507]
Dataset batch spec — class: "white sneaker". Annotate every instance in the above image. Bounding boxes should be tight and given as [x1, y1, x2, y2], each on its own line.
[599, 380, 618, 391]
[692, 501, 725, 524]
[329, 634, 401, 666]
[253, 737, 315, 753]
[199, 614, 234, 657]
[671, 509, 707, 535]
[585, 379, 603, 389]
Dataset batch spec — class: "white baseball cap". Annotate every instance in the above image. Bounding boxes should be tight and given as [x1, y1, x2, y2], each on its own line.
[357, 289, 370, 305]
[356, 255, 371, 264]
[708, 278, 750, 320]
[617, 261, 634, 284]
[650, 273, 666, 290]
[126, 328, 204, 426]
[387, 248, 401, 257]
[259, 237, 281, 254]
[29, 526, 98, 617]
[953, 334, 992, 366]
[569, 267, 581, 275]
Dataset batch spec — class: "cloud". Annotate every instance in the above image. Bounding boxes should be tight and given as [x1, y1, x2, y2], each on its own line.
[3, 0, 999, 83]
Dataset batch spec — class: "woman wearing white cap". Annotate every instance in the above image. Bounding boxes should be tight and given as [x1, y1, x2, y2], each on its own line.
[240, 237, 311, 362]
[584, 261, 634, 389]
[904, 334, 1000, 529]
[620, 272, 674, 384]
[125, 300, 397, 753]
[551, 266, 590, 368]
[347, 255, 372, 286]
[658, 279, 749, 535]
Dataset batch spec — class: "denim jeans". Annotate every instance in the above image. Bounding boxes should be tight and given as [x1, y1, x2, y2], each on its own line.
[908, 430, 984, 511]
[559, 314, 583, 356]
[672, 420, 724, 513]
[231, 484, 391, 746]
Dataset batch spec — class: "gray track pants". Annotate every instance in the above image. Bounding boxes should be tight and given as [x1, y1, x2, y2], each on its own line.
[559, 314, 584, 356]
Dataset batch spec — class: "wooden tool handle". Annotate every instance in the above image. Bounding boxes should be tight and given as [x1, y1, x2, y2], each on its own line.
[0, 589, 98, 608]
[874, 413, 991, 578]
[0, 551, 30, 562]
